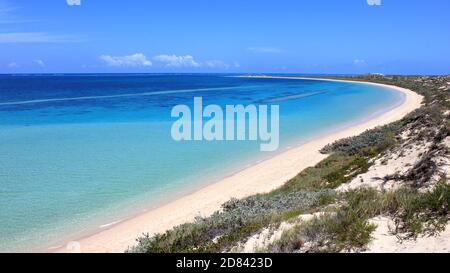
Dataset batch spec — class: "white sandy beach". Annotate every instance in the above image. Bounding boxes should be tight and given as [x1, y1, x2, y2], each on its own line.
[52, 77, 423, 253]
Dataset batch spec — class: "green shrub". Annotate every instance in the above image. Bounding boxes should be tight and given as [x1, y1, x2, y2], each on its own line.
[130, 189, 332, 253]
[383, 179, 450, 237]
[320, 124, 400, 155]
[269, 182, 450, 252]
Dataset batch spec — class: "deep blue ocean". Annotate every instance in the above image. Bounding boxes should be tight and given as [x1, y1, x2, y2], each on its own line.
[0, 74, 403, 251]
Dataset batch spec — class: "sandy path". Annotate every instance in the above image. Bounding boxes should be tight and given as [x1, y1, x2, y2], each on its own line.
[366, 217, 450, 253]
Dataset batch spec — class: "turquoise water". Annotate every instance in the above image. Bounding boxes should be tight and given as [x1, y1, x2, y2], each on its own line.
[0, 75, 403, 251]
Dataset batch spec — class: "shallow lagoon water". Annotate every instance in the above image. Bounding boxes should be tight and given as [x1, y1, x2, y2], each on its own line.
[0, 74, 402, 251]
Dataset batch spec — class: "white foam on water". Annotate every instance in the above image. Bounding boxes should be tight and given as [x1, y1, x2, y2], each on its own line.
[99, 219, 124, 229]
[0, 86, 242, 106]
[263, 90, 328, 103]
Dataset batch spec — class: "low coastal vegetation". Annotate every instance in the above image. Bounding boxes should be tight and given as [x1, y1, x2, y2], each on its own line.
[270, 179, 449, 252]
[130, 75, 450, 253]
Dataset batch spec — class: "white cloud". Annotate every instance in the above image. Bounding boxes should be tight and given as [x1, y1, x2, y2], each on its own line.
[0, 19, 37, 24]
[204, 60, 230, 69]
[34, 59, 45, 67]
[0, 2, 40, 24]
[66, 0, 81, 6]
[203, 60, 240, 69]
[153, 54, 200, 68]
[247, 47, 282, 54]
[353, 59, 367, 66]
[0, 32, 78, 43]
[367, 0, 381, 6]
[99, 53, 152, 67]
[98, 52, 236, 70]
[153, 54, 237, 70]
[8, 62, 18, 68]
[0, 1, 17, 15]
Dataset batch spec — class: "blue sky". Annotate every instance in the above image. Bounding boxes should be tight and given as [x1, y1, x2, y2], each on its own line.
[0, 0, 449, 74]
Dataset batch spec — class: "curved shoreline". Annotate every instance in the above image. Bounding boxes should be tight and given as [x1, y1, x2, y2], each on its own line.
[52, 77, 423, 253]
